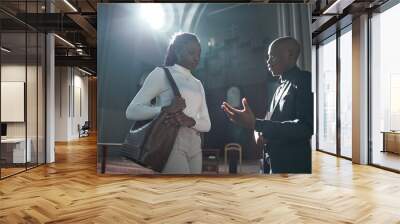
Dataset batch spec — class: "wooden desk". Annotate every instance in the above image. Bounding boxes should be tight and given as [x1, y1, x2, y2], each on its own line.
[1, 138, 31, 164]
[382, 131, 400, 154]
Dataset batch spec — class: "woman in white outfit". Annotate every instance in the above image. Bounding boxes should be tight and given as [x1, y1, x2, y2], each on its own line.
[125, 33, 211, 174]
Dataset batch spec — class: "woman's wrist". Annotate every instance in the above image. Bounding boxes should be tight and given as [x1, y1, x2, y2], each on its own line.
[161, 106, 173, 113]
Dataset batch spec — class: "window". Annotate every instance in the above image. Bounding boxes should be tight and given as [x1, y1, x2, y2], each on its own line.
[371, 3, 400, 171]
[339, 28, 352, 158]
[317, 36, 337, 154]
[390, 74, 400, 130]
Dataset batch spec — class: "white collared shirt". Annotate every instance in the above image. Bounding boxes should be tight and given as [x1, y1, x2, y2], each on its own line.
[126, 64, 211, 132]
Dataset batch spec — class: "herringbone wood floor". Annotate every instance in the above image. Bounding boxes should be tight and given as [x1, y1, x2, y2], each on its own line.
[1, 135, 400, 224]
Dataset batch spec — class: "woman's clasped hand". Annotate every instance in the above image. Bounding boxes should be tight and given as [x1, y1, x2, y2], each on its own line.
[162, 97, 196, 128]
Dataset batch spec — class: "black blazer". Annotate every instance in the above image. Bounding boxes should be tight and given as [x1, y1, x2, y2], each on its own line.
[255, 66, 313, 173]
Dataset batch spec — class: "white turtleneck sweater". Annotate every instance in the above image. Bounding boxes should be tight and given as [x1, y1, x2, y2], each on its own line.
[126, 64, 211, 132]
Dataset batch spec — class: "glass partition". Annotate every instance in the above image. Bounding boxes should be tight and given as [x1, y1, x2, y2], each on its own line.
[0, 1, 46, 179]
[1, 31, 28, 177]
[27, 31, 38, 169]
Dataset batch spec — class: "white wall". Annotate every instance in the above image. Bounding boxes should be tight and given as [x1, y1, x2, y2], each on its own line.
[71, 72, 89, 138]
[55, 67, 89, 141]
[55, 67, 69, 141]
[1, 65, 40, 137]
[1, 65, 27, 141]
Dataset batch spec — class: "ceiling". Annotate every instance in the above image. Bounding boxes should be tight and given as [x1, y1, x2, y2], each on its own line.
[0, 0, 392, 75]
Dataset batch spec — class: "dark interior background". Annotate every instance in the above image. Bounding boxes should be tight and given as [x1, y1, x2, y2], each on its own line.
[98, 3, 311, 160]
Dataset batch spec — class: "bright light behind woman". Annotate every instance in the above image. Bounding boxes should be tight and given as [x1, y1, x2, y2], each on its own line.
[140, 3, 165, 30]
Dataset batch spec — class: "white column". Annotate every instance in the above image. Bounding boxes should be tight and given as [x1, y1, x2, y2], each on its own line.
[352, 14, 369, 164]
[46, 1, 55, 163]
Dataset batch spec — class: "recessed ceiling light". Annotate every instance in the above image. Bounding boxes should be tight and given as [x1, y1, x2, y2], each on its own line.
[63, 0, 78, 12]
[322, 0, 353, 15]
[77, 67, 93, 76]
[1, 47, 11, 53]
[54, 34, 75, 48]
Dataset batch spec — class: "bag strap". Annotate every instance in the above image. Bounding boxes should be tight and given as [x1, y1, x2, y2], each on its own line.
[160, 66, 181, 97]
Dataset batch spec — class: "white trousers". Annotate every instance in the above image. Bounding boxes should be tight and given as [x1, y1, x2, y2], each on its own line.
[162, 127, 202, 174]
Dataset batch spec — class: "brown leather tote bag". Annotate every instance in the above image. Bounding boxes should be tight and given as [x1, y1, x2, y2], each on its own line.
[122, 67, 181, 172]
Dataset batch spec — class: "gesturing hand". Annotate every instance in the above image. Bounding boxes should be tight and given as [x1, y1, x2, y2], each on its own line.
[221, 98, 256, 130]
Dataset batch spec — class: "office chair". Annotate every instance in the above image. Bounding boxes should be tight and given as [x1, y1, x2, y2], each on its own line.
[78, 121, 90, 138]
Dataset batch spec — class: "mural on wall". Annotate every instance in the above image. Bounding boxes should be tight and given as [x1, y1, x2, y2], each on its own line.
[98, 3, 312, 175]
